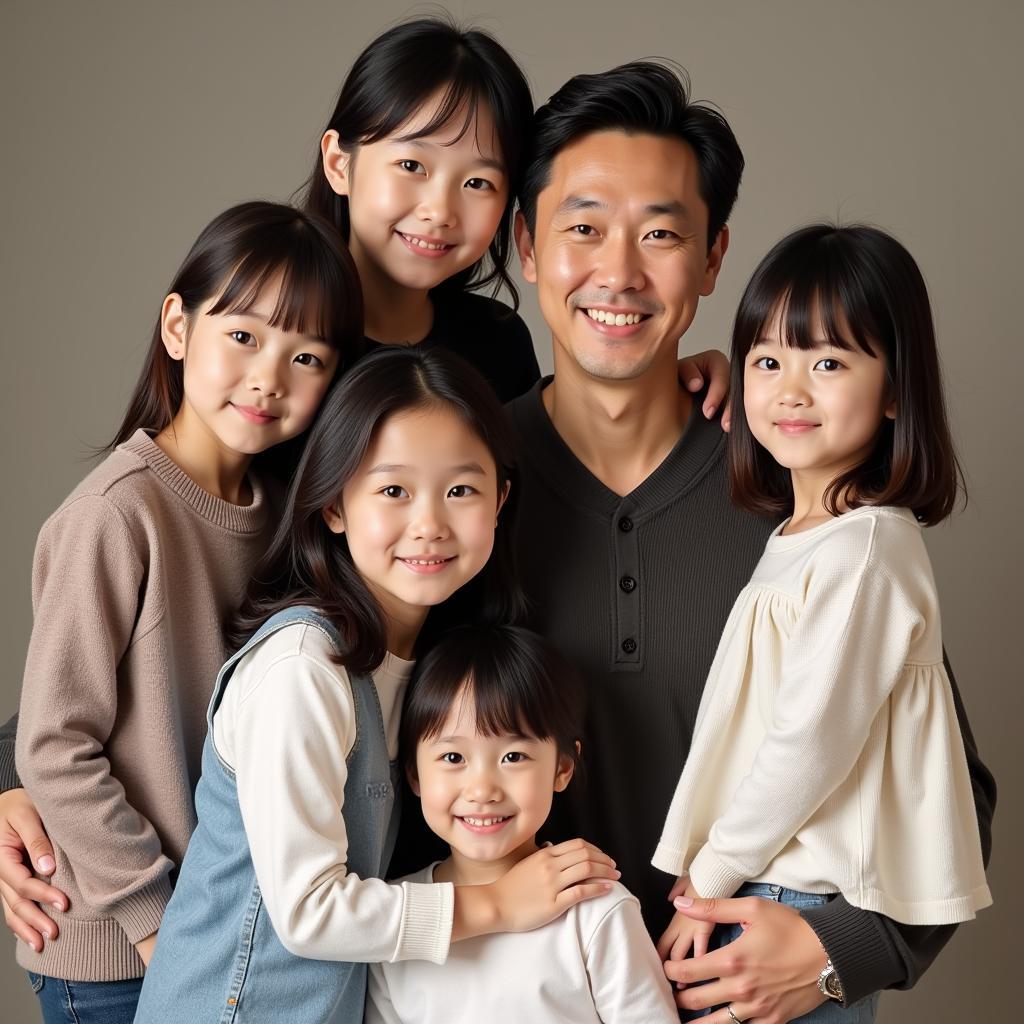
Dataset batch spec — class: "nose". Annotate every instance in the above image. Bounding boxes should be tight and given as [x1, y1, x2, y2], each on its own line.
[594, 231, 645, 293]
[247, 352, 287, 398]
[463, 765, 502, 805]
[777, 366, 811, 408]
[416, 178, 457, 228]
[408, 495, 451, 542]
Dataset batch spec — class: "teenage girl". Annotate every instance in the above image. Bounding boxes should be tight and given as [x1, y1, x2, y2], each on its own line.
[302, 17, 730, 408]
[9, 201, 363, 1023]
[133, 348, 618, 1024]
[654, 225, 992, 1024]
[366, 623, 678, 1024]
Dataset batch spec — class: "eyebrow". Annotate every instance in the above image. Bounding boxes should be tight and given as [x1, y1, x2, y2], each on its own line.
[432, 732, 537, 744]
[366, 462, 488, 475]
[391, 138, 505, 174]
[554, 195, 693, 220]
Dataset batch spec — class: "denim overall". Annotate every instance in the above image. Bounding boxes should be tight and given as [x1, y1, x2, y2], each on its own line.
[134, 606, 401, 1024]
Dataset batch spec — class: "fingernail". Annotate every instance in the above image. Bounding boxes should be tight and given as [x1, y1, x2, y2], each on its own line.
[52, 901, 64, 912]
[703, 403, 716, 418]
[674, 896, 694, 908]
[38, 856, 56, 873]
[46, 928, 57, 939]
[688, 378, 702, 390]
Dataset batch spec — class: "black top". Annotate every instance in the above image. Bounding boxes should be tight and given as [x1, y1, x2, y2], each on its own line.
[503, 379, 995, 1005]
[362, 290, 540, 405]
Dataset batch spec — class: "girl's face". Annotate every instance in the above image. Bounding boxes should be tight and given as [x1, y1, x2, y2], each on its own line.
[162, 272, 339, 457]
[325, 405, 505, 650]
[412, 689, 574, 882]
[325, 93, 508, 295]
[743, 302, 895, 496]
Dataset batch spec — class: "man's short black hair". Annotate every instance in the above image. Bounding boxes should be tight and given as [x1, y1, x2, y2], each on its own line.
[519, 61, 744, 251]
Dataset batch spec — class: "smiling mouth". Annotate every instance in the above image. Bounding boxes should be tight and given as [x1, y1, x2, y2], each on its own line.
[397, 231, 455, 252]
[458, 815, 512, 833]
[397, 556, 456, 574]
[231, 403, 279, 424]
[582, 308, 652, 327]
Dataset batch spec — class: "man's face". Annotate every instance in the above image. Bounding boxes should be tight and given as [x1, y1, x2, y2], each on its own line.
[516, 130, 727, 383]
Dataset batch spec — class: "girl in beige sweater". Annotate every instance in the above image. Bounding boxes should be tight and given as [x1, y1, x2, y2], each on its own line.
[655, 225, 990, 1024]
[12, 201, 363, 1023]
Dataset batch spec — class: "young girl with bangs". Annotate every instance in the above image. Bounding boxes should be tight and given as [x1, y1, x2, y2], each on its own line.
[654, 225, 991, 1024]
[301, 16, 730, 408]
[133, 348, 618, 1024]
[8, 201, 363, 1023]
[367, 624, 678, 1024]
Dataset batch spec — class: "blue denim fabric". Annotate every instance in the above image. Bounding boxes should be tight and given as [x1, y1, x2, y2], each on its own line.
[678, 883, 879, 1023]
[28, 972, 143, 1024]
[133, 606, 400, 1024]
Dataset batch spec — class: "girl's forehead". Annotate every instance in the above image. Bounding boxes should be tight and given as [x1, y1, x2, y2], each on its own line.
[392, 90, 502, 162]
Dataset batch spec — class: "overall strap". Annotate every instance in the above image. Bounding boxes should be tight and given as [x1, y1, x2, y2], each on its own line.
[206, 605, 344, 728]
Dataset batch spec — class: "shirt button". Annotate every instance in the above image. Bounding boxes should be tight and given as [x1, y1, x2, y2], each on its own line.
[618, 517, 633, 532]
[621, 637, 638, 654]
[619, 575, 637, 593]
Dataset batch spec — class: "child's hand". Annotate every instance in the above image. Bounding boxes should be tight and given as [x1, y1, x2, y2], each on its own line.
[452, 839, 619, 940]
[0, 787, 68, 952]
[656, 881, 715, 964]
[135, 930, 158, 966]
[677, 349, 732, 429]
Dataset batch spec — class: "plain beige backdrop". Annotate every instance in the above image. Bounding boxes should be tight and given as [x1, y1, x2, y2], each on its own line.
[2, 1, 1019, 1019]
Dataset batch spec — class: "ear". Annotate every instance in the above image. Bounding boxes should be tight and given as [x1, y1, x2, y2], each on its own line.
[322, 499, 345, 535]
[514, 211, 537, 284]
[406, 764, 421, 798]
[160, 293, 188, 361]
[699, 224, 730, 297]
[321, 130, 352, 198]
[553, 743, 579, 793]
[884, 395, 897, 420]
[495, 479, 511, 523]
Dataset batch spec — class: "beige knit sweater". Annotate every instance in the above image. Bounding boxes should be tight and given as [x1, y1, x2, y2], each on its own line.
[15, 430, 270, 981]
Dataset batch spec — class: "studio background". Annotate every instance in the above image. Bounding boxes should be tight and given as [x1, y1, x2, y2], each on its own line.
[2, 1, 1019, 1019]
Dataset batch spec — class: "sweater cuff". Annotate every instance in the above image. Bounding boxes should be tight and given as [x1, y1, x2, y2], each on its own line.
[109, 873, 173, 944]
[685, 844, 745, 900]
[395, 880, 454, 965]
[800, 896, 904, 1006]
[651, 841, 686, 878]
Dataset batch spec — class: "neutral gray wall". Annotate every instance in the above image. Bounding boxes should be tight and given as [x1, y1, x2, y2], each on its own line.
[2, 1, 1019, 1019]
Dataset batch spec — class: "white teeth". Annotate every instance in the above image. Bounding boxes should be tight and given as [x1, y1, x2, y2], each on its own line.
[463, 816, 508, 827]
[585, 308, 645, 326]
[402, 234, 448, 250]
[403, 558, 447, 565]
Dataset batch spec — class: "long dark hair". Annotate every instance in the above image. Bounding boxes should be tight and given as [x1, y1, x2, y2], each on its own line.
[107, 201, 364, 478]
[729, 223, 964, 524]
[233, 347, 524, 674]
[300, 16, 533, 307]
[401, 624, 585, 778]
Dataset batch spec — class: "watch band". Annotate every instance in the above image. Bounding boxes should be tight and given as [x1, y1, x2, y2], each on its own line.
[817, 958, 844, 1002]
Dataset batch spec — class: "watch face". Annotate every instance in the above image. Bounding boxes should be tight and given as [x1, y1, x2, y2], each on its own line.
[825, 972, 844, 1000]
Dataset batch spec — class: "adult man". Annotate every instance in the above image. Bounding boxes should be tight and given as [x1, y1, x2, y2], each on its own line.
[509, 62, 994, 1020]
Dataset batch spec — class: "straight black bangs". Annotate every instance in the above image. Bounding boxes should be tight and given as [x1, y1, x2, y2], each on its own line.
[737, 225, 904, 365]
[206, 244, 355, 351]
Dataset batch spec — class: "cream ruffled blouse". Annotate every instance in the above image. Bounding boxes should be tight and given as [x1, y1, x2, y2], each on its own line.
[653, 506, 991, 925]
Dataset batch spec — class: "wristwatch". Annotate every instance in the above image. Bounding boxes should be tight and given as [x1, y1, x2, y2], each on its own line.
[817, 958, 844, 1002]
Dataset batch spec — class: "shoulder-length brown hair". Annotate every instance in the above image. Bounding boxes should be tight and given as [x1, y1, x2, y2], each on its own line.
[729, 223, 964, 525]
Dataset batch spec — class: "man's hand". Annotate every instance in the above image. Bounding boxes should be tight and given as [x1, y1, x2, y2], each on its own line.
[678, 349, 732, 430]
[0, 788, 68, 952]
[664, 893, 828, 1023]
[657, 882, 715, 963]
[452, 839, 619, 941]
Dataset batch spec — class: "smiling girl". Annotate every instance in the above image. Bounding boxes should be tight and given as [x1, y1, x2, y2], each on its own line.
[133, 348, 618, 1024]
[13, 202, 362, 1023]
[654, 225, 991, 1024]
[366, 624, 678, 1024]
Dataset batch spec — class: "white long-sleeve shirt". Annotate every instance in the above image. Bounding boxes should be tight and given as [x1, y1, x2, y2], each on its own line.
[653, 506, 991, 926]
[366, 865, 678, 1024]
[212, 622, 454, 963]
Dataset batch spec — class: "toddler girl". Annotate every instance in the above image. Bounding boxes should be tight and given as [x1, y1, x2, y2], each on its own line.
[367, 623, 678, 1024]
